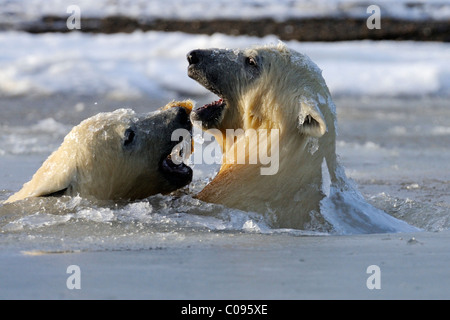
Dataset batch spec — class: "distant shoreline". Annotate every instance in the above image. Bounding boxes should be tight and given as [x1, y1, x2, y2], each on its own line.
[2, 16, 449, 42]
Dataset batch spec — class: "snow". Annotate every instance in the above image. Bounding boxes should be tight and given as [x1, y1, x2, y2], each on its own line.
[1, 0, 449, 22]
[0, 31, 449, 99]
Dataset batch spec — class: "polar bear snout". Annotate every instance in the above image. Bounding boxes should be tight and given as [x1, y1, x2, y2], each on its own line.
[187, 48, 264, 132]
[187, 49, 225, 97]
[187, 48, 247, 98]
[155, 106, 193, 192]
[187, 49, 200, 65]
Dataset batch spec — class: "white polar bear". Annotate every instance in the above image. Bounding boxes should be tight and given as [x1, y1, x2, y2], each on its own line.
[5, 101, 194, 203]
[187, 43, 418, 234]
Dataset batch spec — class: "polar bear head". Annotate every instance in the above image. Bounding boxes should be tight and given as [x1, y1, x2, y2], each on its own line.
[187, 43, 338, 182]
[187, 42, 331, 139]
[186, 43, 339, 229]
[6, 101, 193, 203]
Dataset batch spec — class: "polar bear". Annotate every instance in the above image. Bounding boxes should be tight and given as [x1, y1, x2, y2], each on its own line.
[5, 101, 194, 203]
[187, 43, 417, 234]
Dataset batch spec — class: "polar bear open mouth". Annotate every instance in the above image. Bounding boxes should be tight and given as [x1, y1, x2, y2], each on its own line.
[160, 153, 193, 188]
[191, 98, 226, 129]
[198, 98, 225, 119]
[161, 154, 191, 175]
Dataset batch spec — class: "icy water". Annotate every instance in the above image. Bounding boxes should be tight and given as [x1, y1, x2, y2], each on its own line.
[0, 94, 449, 255]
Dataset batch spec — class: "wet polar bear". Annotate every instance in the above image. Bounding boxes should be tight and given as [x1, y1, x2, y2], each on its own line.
[5, 101, 193, 203]
[187, 43, 417, 234]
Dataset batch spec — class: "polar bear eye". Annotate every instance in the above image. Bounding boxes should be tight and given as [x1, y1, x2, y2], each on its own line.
[245, 56, 258, 67]
[123, 128, 135, 146]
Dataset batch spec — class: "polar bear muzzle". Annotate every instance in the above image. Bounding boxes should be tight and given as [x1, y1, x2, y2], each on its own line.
[187, 48, 261, 130]
[158, 105, 193, 189]
[189, 98, 226, 130]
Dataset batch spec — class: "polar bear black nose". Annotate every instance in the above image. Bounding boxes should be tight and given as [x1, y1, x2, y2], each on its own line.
[187, 50, 200, 65]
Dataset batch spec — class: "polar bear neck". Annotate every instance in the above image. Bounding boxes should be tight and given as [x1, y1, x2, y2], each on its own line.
[197, 99, 338, 229]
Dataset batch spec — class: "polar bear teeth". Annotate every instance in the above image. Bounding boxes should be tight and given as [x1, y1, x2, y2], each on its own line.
[202, 98, 224, 109]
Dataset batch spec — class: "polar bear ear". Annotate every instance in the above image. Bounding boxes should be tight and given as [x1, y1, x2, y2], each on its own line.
[297, 100, 327, 138]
